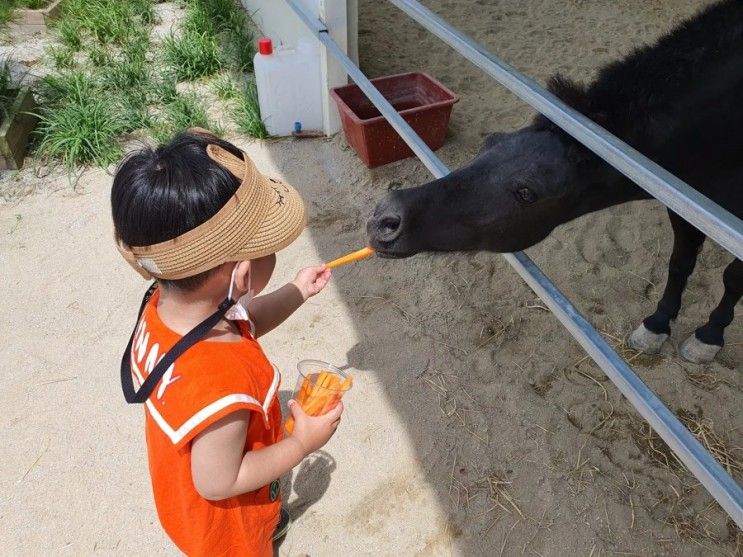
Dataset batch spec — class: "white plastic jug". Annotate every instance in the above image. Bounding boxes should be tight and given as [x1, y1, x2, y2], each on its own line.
[253, 37, 324, 136]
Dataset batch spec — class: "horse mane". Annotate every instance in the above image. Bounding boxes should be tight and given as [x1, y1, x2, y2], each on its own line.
[536, 0, 743, 145]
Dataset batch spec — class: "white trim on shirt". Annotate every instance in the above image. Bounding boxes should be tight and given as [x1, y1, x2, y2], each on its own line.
[130, 355, 280, 445]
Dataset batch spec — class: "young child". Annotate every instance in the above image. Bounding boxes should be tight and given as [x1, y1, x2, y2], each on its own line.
[111, 129, 344, 556]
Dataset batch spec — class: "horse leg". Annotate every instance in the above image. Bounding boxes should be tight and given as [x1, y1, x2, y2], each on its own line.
[679, 258, 742, 363]
[629, 212, 705, 353]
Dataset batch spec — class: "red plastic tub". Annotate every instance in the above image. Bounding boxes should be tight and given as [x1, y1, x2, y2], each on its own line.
[330, 72, 459, 168]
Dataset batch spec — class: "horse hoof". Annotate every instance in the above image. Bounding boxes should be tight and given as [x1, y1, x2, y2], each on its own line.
[629, 323, 668, 354]
[679, 335, 721, 364]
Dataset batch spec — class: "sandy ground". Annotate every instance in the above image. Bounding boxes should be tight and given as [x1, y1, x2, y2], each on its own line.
[1, 1, 741, 556]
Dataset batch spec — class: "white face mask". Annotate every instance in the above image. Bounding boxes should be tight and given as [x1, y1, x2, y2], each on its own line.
[225, 263, 254, 321]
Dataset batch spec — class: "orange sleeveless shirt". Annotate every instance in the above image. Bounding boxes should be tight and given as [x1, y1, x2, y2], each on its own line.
[129, 290, 282, 556]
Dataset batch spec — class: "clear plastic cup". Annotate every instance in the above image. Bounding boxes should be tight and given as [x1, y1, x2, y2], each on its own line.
[284, 359, 352, 434]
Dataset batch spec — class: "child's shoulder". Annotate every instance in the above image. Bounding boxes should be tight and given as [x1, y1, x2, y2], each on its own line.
[142, 341, 276, 448]
[135, 314, 262, 395]
[172, 337, 269, 390]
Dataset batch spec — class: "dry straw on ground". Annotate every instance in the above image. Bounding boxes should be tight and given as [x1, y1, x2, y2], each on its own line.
[677, 410, 743, 480]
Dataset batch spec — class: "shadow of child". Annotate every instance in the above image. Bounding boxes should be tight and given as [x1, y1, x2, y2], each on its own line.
[275, 451, 337, 555]
[286, 450, 337, 519]
[274, 388, 339, 553]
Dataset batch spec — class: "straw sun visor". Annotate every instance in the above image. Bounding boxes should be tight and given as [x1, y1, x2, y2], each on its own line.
[117, 144, 306, 280]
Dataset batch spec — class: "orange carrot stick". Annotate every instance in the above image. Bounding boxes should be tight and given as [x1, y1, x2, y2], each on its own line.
[304, 399, 326, 416]
[286, 372, 353, 432]
[312, 372, 329, 398]
[297, 377, 311, 404]
[325, 247, 375, 270]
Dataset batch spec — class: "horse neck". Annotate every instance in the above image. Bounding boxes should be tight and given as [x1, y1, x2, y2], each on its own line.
[570, 159, 653, 219]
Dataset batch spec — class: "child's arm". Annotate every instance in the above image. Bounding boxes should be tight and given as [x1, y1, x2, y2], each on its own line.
[190, 400, 343, 500]
[248, 266, 330, 337]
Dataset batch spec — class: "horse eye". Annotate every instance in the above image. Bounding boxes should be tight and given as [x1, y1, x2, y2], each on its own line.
[515, 187, 536, 204]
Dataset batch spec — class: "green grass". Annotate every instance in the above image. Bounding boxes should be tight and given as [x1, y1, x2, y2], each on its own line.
[163, 29, 222, 80]
[0, 5, 13, 27]
[184, 0, 232, 29]
[234, 78, 268, 139]
[88, 46, 112, 67]
[34, 53, 161, 170]
[178, 0, 255, 72]
[211, 72, 267, 138]
[35, 70, 129, 169]
[19, 0, 51, 8]
[0, 58, 12, 97]
[175, 0, 263, 137]
[151, 91, 219, 144]
[212, 73, 239, 100]
[223, 35, 255, 73]
[30, 0, 268, 171]
[36, 71, 89, 105]
[54, 0, 153, 46]
[182, 1, 216, 36]
[55, 18, 83, 51]
[129, 0, 155, 25]
[48, 46, 75, 69]
[220, 10, 255, 72]
[31, 1, 161, 170]
[35, 97, 127, 169]
[105, 36, 151, 92]
[0, 58, 15, 124]
[153, 72, 179, 104]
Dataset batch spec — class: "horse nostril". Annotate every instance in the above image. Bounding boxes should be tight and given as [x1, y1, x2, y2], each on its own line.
[375, 214, 402, 242]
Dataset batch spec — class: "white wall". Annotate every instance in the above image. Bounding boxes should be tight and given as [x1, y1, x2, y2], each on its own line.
[242, 0, 358, 135]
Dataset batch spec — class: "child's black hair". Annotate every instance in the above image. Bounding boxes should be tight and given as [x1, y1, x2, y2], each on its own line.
[111, 131, 243, 290]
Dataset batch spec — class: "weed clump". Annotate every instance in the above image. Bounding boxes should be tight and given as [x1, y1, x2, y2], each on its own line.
[35, 71, 128, 169]
[233, 78, 268, 139]
[163, 30, 222, 81]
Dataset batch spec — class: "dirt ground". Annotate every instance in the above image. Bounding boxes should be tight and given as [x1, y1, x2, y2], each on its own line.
[1, 1, 741, 556]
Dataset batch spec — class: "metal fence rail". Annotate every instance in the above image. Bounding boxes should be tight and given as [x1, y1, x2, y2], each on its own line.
[284, 0, 743, 528]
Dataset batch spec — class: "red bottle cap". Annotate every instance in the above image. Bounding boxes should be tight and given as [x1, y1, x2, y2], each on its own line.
[258, 38, 273, 55]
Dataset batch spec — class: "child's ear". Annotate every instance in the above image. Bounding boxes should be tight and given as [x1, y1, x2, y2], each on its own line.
[233, 260, 252, 292]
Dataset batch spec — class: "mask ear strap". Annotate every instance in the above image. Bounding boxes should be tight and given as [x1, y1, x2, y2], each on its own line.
[120, 285, 236, 404]
[227, 263, 239, 301]
[247, 261, 253, 295]
[227, 261, 252, 301]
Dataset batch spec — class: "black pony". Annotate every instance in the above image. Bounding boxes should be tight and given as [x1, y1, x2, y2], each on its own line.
[367, 0, 742, 363]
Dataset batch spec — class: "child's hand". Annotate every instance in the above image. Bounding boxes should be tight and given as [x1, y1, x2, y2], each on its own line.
[292, 265, 331, 301]
[287, 399, 344, 455]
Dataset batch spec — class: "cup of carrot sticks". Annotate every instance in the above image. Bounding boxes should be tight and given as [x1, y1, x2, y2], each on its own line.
[284, 360, 353, 435]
